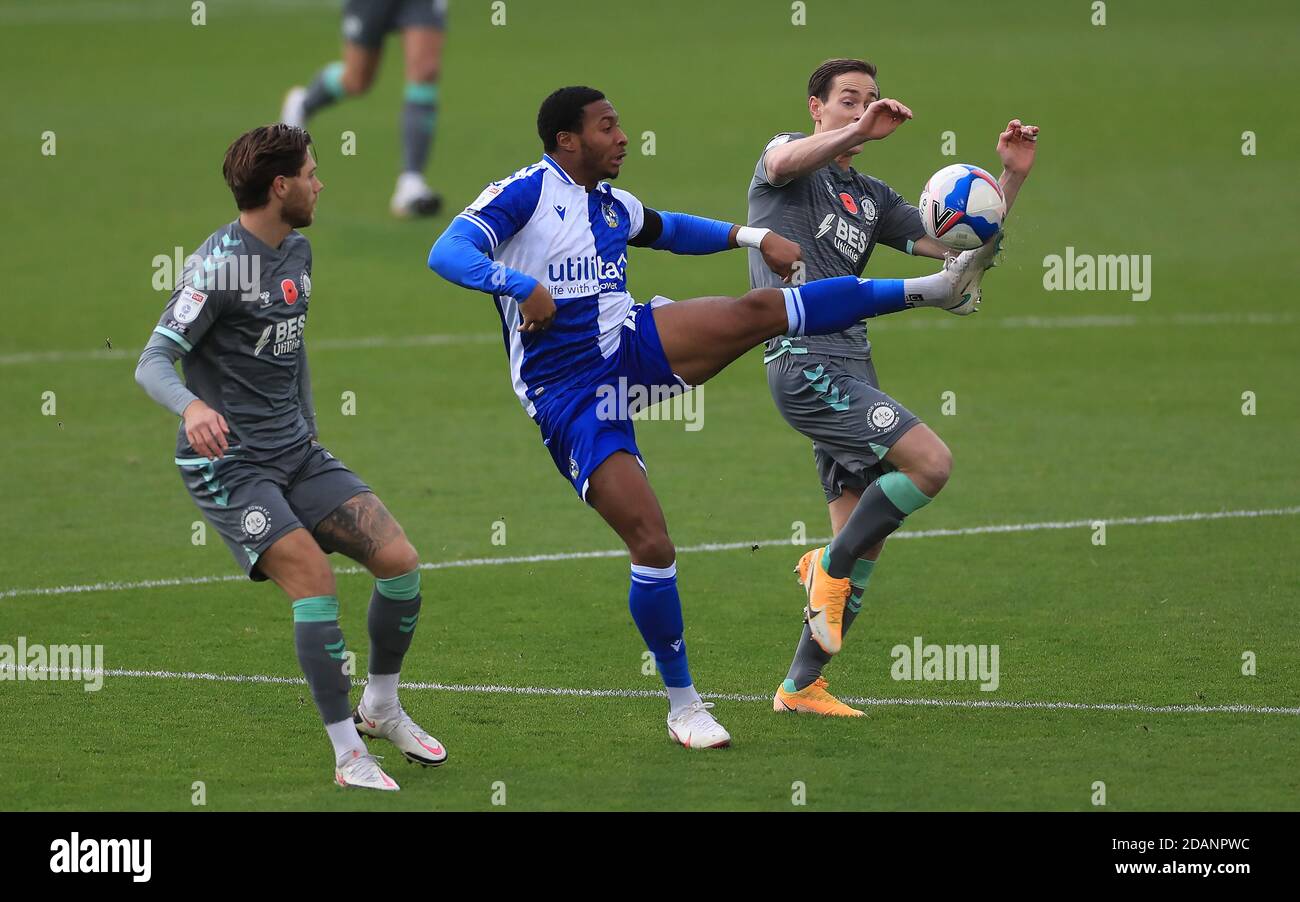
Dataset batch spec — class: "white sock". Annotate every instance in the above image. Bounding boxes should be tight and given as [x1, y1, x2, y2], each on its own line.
[902, 271, 957, 307]
[326, 717, 366, 764]
[361, 673, 400, 715]
[667, 684, 703, 715]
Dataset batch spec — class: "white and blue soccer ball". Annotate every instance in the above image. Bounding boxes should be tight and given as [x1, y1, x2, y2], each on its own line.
[919, 164, 1006, 250]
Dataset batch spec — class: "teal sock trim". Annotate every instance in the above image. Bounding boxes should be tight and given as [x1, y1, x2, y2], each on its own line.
[847, 560, 874, 613]
[850, 558, 876, 589]
[877, 471, 932, 515]
[322, 61, 345, 98]
[782, 678, 798, 693]
[292, 595, 339, 622]
[376, 569, 421, 601]
[404, 81, 438, 104]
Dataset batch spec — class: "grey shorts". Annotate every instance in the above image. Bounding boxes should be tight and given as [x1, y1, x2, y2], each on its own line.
[343, 0, 448, 49]
[176, 440, 370, 581]
[767, 352, 921, 502]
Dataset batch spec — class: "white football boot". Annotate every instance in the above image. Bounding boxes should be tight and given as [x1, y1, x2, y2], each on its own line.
[334, 749, 400, 791]
[941, 232, 1003, 315]
[390, 172, 443, 219]
[666, 700, 732, 750]
[354, 702, 448, 767]
[280, 86, 307, 129]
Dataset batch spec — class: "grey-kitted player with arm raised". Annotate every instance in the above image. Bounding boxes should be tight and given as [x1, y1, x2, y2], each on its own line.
[751, 59, 1038, 716]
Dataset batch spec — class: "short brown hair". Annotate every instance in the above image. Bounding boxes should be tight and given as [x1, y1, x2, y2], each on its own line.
[222, 124, 313, 210]
[808, 58, 878, 102]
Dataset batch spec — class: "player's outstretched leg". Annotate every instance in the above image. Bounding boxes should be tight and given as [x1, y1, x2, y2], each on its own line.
[258, 528, 399, 791]
[653, 235, 999, 386]
[586, 453, 731, 750]
[312, 492, 447, 767]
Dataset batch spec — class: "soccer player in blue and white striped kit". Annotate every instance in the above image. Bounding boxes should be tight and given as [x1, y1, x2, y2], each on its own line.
[428, 87, 997, 749]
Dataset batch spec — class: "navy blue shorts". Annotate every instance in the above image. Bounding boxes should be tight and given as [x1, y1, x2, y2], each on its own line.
[535, 299, 686, 502]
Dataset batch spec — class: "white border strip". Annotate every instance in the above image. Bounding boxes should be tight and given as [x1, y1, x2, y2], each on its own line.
[3, 506, 1297, 601]
[7, 665, 1297, 717]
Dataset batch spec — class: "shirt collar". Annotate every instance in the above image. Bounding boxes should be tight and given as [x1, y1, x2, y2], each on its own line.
[541, 153, 577, 185]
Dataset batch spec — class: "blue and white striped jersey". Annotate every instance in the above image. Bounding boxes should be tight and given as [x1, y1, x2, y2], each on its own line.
[453, 154, 647, 417]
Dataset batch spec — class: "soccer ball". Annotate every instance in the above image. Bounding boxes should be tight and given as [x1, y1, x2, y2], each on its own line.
[919, 164, 1006, 250]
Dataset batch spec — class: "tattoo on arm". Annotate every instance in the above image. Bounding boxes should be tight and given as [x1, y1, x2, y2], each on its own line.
[313, 492, 403, 563]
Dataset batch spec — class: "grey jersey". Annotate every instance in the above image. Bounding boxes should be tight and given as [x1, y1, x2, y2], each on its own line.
[747, 132, 925, 359]
[151, 220, 314, 458]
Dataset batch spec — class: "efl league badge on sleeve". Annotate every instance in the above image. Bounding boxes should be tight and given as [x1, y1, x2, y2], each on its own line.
[174, 286, 208, 324]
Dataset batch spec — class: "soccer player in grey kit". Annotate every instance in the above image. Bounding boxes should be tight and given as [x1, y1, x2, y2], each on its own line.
[751, 59, 1039, 716]
[134, 125, 445, 790]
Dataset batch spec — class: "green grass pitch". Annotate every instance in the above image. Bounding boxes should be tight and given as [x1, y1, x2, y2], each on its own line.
[0, 0, 1297, 810]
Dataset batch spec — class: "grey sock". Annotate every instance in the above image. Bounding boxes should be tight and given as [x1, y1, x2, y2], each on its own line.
[825, 482, 905, 578]
[400, 82, 438, 175]
[367, 585, 421, 675]
[302, 61, 345, 118]
[292, 604, 352, 725]
[785, 583, 866, 690]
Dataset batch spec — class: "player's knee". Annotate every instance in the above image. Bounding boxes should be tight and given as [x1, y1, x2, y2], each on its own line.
[737, 288, 787, 340]
[912, 439, 952, 496]
[372, 537, 420, 579]
[341, 70, 374, 96]
[630, 531, 675, 570]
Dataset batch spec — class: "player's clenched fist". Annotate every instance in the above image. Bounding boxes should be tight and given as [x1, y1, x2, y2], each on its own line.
[182, 399, 230, 460]
[518, 282, 556, 332]
[760, 232, 803, 283]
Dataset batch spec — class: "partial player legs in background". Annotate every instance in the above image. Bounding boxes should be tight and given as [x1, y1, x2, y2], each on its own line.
[390, 26, 444, 218]
[282, 41, 383, 129]
[586, 452, 731, 750]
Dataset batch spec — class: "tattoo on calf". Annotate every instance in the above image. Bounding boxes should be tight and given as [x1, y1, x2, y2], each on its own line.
[313, 492, 402, 562]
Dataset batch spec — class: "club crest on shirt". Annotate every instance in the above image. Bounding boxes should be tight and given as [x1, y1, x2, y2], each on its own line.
[301, 271, 311, 299]
[602, 202, 619, 229]
[569, 455, 580, 480]
[860, 197, 877, 222]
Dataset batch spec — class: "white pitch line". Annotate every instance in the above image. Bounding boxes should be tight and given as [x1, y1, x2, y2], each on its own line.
[2, 505, 1297, 602]
[0, 333, 499, 366]
[3, 310, 1296, 366]
[7, 665, 1298, 717]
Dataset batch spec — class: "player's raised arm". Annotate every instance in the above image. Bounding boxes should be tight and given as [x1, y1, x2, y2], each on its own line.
[996, 118, 1039, 215]
[763, 98, 912, 186]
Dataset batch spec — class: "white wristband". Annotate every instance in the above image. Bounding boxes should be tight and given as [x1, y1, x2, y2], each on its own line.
[736, 226, 770, 249]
